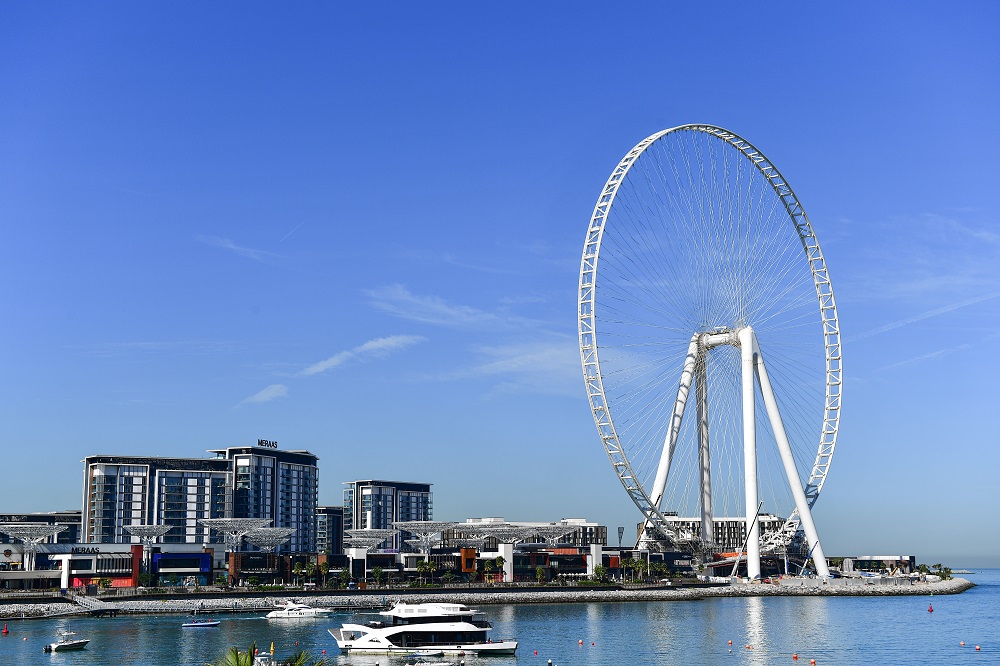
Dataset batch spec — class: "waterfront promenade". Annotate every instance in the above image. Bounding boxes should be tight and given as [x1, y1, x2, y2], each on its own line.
[0, 577, 974, 619]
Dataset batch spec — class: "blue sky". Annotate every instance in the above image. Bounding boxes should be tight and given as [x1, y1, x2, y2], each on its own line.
[2, 2, 998, 566]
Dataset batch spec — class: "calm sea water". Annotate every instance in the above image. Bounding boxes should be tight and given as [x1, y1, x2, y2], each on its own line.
[0, 570, 995, 665]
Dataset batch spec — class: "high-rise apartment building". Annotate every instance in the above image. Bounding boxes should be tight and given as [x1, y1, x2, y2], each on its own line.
[82, 442, 319, 553]
[343, 480, 432, 551]
[209, 445, 319, 554]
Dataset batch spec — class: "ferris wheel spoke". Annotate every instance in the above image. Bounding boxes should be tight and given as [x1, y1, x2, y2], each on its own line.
[581, 126, 840, 576]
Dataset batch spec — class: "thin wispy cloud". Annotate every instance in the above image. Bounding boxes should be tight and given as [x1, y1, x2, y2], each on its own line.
[436, 336, 580, 397]
[300, 334, 425, 376]
[876, 344, 972, 372]
[75, 340, 238, 357]
[848, 291, 1000, 342]
[280, 221, 306, 242]
[833, 211, 1000, 305]
[198, 235, 281, 262]
[441, 253, 514, 275]
[238, 384, 288, 405]
[366, 284, 504, 328]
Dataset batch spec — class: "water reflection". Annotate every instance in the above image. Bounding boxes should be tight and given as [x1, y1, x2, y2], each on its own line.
[743, 596, 767, 663]
[0, 578, 996, 666]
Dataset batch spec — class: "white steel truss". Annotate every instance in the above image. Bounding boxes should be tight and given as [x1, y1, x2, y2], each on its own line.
[579, 125, 842, 574]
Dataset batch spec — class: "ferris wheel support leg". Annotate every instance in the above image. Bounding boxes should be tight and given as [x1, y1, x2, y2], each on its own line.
[752, 335, 830, 578]
[649, 335, 700, 515]
[739, 327, 761, 580]
[696, 355, 714, 546]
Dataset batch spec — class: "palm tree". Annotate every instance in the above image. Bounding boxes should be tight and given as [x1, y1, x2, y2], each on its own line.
[207, 643, 257, 666]
[305, 562, 317, 586]
[494, 556, 506, 583]
[415, 559, 428, 584]
[483, 559, 494, 584]
[319, 561, 330, 587]
[280, 650, 329, 666]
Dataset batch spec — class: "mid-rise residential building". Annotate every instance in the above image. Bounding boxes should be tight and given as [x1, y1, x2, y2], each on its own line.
[209, 445, 319, 554]
[661, 514, 788, 551]
[82, 441, 319, 553]
[316, 506, 344, 555]
[82, 456, 231, 545]
[343, 480, 432, 551]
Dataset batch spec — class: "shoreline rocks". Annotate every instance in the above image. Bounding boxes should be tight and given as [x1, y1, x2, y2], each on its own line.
[0, 577, 974, 619]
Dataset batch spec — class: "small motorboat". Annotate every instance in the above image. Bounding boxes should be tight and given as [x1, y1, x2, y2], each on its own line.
[43, 630, 90, 652]
[182, 618, 221, 628]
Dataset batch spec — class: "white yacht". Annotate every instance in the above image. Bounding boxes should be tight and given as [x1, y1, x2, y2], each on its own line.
[266, 601, 335, 618]
[328, 601, 517, 656]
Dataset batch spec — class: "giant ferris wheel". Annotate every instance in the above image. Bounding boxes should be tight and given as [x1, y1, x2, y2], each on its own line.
[578, 125, 841, 578]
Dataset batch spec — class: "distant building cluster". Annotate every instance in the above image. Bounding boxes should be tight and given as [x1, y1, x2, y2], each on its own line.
[0, 439, 612, 590]
[2, 438, 897, 591]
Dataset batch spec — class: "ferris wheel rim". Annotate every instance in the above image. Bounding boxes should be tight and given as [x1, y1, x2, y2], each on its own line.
[578, 124, 842, 546]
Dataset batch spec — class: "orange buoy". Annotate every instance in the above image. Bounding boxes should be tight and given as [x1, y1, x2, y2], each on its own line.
[728, 640, 733, 645]
[793, 654, 799, 660]
[976, 646, 981, 651]
[961, 641, 965, 646]
[810, 660, 816, 665]
[579, 640, 583, 645]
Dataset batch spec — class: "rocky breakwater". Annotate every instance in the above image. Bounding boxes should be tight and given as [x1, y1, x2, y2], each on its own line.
[0, 577, 974, 618]
[0, 600, 77, 619]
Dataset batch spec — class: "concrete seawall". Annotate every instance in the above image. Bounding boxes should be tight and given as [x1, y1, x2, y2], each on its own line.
[0, 577, 975, 619]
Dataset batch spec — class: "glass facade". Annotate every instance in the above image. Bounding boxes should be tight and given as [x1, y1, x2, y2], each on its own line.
[343, 480, 432, 551]
[86, 463, 150, 543]
[82, 447, 318, 553]
[156, 472, 229, 544]
[316, 506, 344, 555]
[219, 447, 319, 554]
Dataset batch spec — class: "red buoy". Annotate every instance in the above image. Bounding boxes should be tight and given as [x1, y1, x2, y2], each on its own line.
[928, 603, 934, 613]
[1, 623, 7, 635]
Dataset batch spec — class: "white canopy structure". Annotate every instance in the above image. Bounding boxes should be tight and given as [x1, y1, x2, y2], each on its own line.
[0, 524, 67, 571]
[197, 518, 271, 552]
